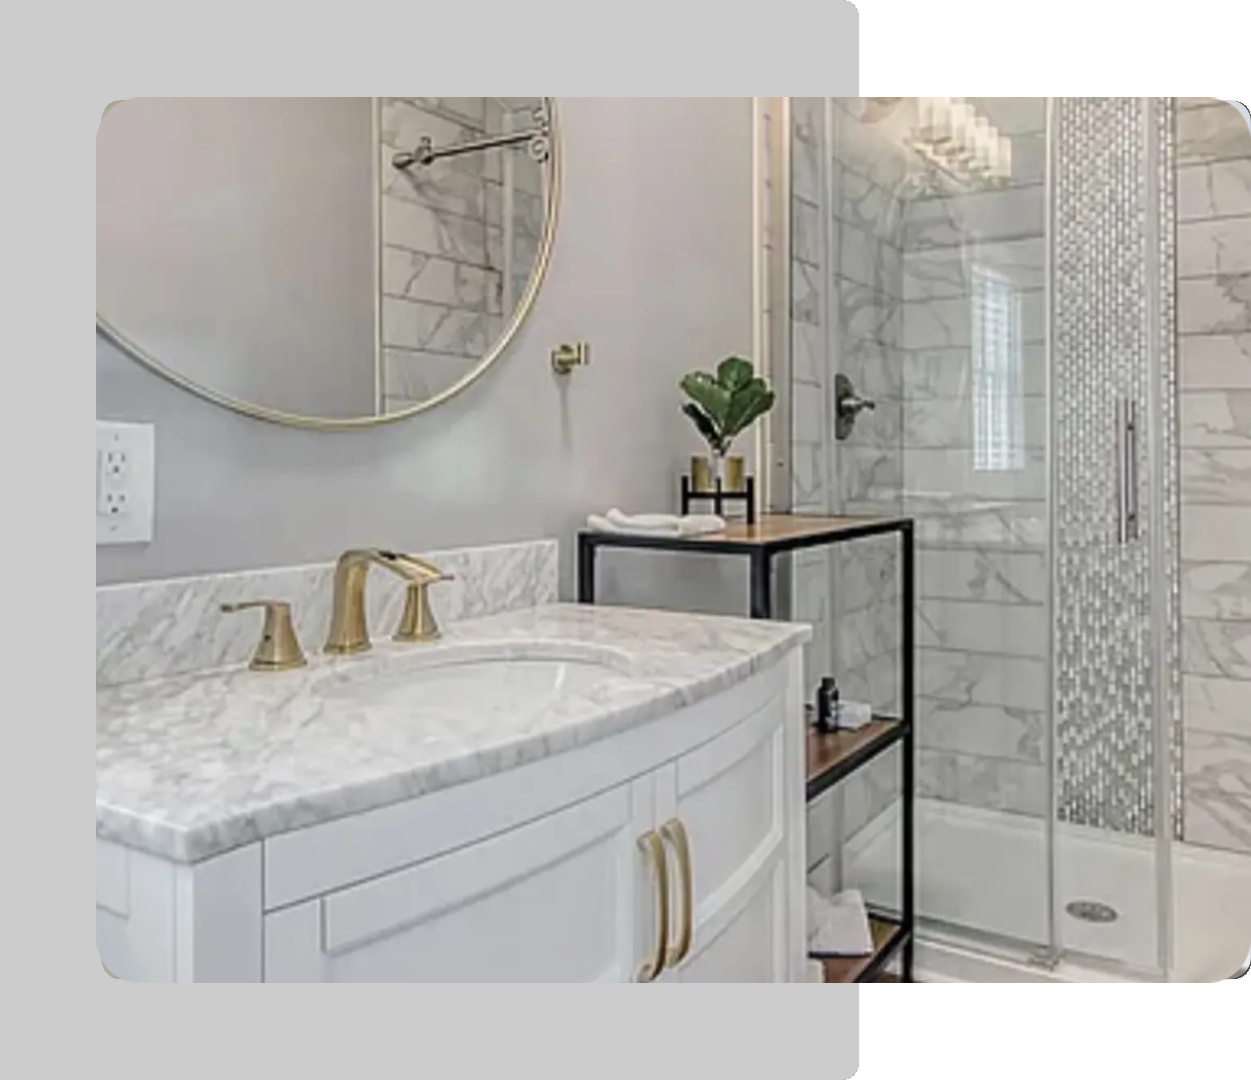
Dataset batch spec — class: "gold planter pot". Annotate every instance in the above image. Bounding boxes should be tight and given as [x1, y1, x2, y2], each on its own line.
[691, 454, 745, 494]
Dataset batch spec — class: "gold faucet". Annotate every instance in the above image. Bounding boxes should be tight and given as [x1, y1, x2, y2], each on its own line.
[324, 549, 454, 654]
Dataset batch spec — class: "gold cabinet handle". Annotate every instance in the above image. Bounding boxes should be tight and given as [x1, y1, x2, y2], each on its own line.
[661, 819, 693, 968]
[637, 831, 669, 982]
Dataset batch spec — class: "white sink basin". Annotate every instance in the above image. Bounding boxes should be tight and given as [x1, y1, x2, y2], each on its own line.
[315, 643, 632, 716]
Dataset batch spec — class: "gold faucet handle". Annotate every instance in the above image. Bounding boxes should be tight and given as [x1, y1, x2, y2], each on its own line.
[389, 550, 454, 584]
[220, 600, 307, 671]
[393, 572, 455, 643]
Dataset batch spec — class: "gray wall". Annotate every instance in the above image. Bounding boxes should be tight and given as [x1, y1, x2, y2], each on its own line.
[97, 97, 757, 614]
[97, 98, 378, 419]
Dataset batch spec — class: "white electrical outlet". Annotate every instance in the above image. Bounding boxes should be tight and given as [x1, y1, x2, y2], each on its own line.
[96, 421, 155, 545]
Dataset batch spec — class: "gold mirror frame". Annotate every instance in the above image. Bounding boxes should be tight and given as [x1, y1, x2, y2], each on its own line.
[96, 97, 561, 431]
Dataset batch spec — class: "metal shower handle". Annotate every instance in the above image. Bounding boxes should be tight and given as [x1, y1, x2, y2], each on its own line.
[1125, 399, 1139, 541]
[1116, 398, 1140, 545]
[834, 373, 877, 441]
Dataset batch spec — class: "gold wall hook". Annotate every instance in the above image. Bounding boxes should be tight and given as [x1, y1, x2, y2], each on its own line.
[220, 600, 307, 671]
[551, 342, 589, 375]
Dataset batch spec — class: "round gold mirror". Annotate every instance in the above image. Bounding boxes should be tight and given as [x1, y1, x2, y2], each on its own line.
[96, 97, 560, 429]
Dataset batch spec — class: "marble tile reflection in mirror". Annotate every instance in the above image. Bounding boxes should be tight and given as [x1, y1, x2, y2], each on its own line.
[96, 97, 557, 425]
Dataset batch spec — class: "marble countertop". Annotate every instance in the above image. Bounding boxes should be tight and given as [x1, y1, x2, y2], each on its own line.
[97, 603, 810, 864]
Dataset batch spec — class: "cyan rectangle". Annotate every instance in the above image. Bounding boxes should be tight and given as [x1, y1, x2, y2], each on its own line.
[910, 986, 940, 1066]
[945, 986, 1055, 1066]
[1060, 986, 1090, 1066]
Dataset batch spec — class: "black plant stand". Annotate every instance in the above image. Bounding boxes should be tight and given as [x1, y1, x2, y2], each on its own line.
[576, 512, 916, 982]
[679, 474, 756, 523]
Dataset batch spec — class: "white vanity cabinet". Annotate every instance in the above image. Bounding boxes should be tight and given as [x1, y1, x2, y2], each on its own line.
[97, 650, 806, 983]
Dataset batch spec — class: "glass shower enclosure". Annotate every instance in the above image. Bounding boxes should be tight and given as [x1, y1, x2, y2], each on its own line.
[771, 97, 1199, 978]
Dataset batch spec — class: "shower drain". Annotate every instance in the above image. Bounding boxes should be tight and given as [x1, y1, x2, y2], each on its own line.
[1065, 900, 1119, 924]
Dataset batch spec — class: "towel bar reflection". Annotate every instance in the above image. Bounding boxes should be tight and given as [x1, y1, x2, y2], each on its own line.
[393, 104, 551, 170]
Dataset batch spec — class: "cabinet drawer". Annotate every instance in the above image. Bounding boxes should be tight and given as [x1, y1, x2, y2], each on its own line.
[263, 782, 646, 982]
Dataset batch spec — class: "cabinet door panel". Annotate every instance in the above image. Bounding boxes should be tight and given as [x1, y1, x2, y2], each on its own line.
[677, 713, 782, 908]
[661, 693, 790, 982]
[677, 860, 785, 983]
[264, 780, 650, 982]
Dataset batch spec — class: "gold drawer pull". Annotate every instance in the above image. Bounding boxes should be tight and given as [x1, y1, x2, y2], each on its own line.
[637, 831, 669, 982]
[661, 819, 693, 967]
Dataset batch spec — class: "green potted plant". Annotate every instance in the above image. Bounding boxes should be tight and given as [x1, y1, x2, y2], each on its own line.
[680, 356, 776, 493]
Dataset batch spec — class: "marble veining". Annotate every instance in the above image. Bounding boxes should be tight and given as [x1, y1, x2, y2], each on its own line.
[1177, 102, 1251, 165]
[1180, 334, 1251, 390]
[1183, 729, 1251, 853]
[841, 751, 901, 840]
[1178, 215, 1251, 279]
[917, 698, 1044, 764]
[1181, 448, 1251, 503]
[919, 647, 1046, 712]
[917, 598, 1047, 659]
[1184, 674, 1251, 739]
[911, 497, 1046, 549]
[917, 747, 1046, 817]
[916, 546, 1046, 606]
[1182, 616, 1251, 679]
[1178, 273, 1251, 335]
[96, 604, 810, 864]
[1181, 390, 1251, 446]
[1177, 159, 1251, 222]
[97, 539, 557, 688]
[1180, 138, 1251, 853]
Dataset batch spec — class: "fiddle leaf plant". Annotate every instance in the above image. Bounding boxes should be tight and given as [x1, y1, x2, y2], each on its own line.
[680, 356, 776, 458]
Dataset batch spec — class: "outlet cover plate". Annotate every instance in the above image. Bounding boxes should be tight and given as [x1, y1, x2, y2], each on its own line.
[96, 421, 155, 545]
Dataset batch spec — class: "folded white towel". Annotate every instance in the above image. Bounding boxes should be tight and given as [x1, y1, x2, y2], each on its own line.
[806, 886, 874, 957]
[602, 513, 680, 533]
[585, 508, 726, 538]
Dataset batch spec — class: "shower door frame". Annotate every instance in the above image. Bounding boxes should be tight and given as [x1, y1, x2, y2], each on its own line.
[1045, 96, 1178, 981]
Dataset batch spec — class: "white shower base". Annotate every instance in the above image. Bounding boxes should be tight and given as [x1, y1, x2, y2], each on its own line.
[844, 797, 1251, 981]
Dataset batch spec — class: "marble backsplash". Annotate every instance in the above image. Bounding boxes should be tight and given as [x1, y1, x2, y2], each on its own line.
[97, 539, 558, 688]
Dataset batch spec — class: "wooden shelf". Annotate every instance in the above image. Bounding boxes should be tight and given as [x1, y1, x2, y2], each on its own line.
[805, 718, 904, 802]
[674, 513, 909, 548]
[814, 916, 907, 983]
[578, 513, 910, 558]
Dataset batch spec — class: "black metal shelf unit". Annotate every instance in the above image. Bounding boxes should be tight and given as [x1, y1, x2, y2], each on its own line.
[576, 512, 916, 982]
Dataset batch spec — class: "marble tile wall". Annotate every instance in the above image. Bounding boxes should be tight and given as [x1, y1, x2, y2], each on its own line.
[900, 98, 1050, 819]
[1178, 99, 1251, 855]
[828, 99, 907, 730]
[378, 99, 541, 412]
[96, 539, 559, 687]
[789, 99, 908, 879]
[789, 99, 907, 713]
